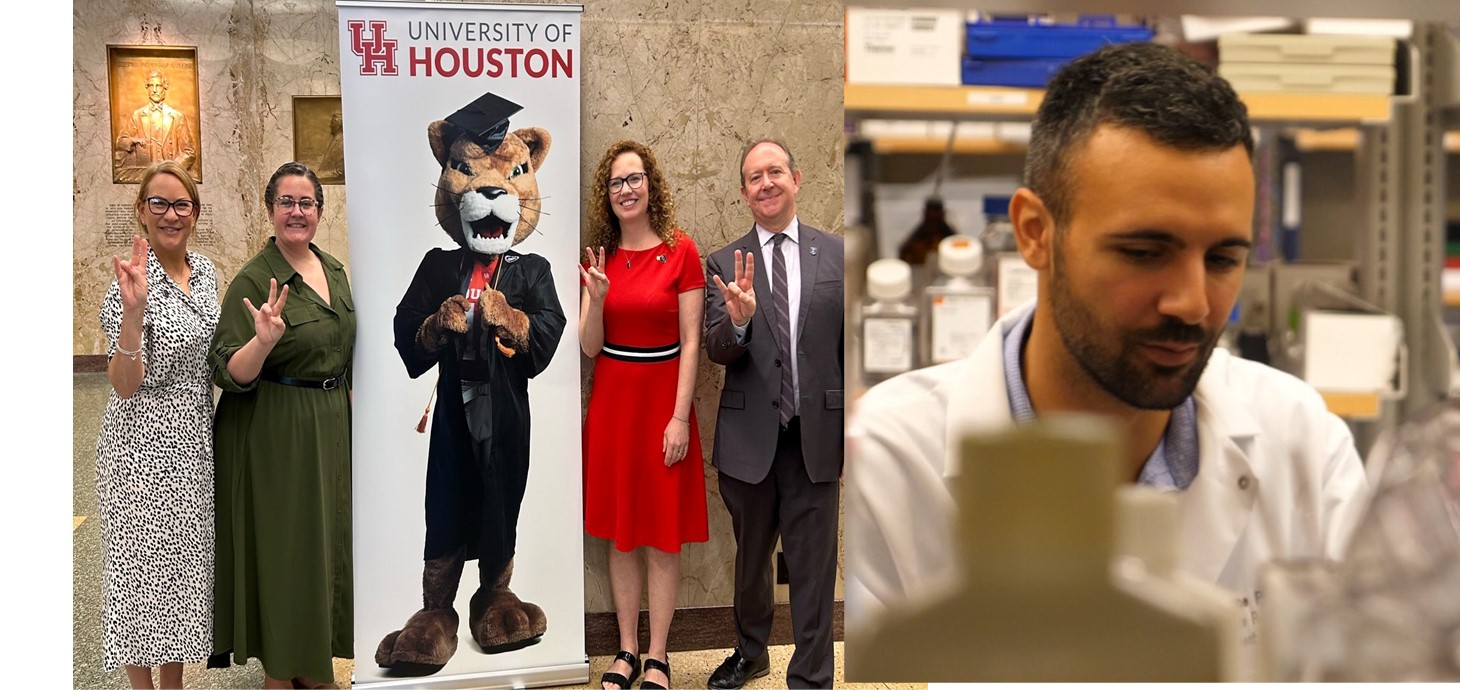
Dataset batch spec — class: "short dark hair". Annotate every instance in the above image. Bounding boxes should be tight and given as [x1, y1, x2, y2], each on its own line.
[1024, 43, 1253, 226]
[264, 161, 325, 213]
[737, 138, 797, 187]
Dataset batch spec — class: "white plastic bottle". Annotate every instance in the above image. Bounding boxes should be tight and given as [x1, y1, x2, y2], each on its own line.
[1114, 486, 1250, 681]
[979, 195, 1039, 317]
[848, 417, 1225, 682]
[922, 235, 996, 366]
[860, 258, 919, 386]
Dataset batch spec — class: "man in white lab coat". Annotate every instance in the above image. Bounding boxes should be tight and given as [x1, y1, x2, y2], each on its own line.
[846, 43, 1370, 641]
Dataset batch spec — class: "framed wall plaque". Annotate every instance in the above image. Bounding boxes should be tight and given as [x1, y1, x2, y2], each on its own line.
[107, 45, 202, 185]
[293, 95, 345, 185]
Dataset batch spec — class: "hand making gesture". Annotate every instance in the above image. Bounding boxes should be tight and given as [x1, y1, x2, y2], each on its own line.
[112, 235, 150, 316]
[243, 277, 291, 346]
[712, 249, 757, 327]
[578, 246, 610, 304]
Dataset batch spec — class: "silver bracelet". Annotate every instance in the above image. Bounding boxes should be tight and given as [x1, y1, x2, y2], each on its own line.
[115, 342, 142, 360]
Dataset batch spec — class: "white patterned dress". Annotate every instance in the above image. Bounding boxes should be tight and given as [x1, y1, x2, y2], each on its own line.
[94, 249, 220, 671]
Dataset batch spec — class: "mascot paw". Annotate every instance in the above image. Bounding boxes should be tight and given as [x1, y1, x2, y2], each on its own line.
[438, 295, 471, 334]
[416, 296, 470, 354]
[375, 608, 460, 671]
[480, 289, 531, 348]
[468, 586, 547, 653]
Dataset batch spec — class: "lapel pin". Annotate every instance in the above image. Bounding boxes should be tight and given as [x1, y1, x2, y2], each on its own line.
[657, 254, 667, 263]
[809, 246, 818, 256]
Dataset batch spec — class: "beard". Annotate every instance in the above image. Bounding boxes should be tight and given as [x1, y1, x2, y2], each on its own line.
[1048, 248, 1217, 410]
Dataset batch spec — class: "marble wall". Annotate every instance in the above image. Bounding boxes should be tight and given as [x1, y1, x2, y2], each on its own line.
[576, 0, 847, 614]
[73, 0, 845, 614]
[74, 0, 353, 355]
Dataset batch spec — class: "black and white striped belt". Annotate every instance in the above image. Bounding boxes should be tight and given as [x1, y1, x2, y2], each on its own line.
[600, 341, 680, 363]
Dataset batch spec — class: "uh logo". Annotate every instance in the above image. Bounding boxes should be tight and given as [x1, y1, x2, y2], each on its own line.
[348, 19, 399, 76]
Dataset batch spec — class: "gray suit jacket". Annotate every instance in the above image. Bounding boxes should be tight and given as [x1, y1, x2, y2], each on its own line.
[705, 223, 845, 484]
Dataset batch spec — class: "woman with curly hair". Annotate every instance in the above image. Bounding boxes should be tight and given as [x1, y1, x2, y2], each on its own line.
[580, 141, 706, 690]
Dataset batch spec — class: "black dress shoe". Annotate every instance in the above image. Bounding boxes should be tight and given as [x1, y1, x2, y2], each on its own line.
[707, 649, 769, 689]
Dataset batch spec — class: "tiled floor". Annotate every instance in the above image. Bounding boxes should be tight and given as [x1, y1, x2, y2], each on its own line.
[72, 373, 918, 690]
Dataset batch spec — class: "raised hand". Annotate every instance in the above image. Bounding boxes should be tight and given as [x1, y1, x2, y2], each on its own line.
[712, 249, 757, 327]
[112, 235, 150, 315]
[243, 277, 290, 346]
[578, 246, 610, 304]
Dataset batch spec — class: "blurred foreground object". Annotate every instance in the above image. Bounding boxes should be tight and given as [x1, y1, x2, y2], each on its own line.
[847, 417, 1225, 682]
[1260, 398, 1460, 681]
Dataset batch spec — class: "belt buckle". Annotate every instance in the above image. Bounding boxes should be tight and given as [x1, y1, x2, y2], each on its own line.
[322, 376, 342, 391]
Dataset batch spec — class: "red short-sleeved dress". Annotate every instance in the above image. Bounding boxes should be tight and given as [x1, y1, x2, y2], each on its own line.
[584, 230, 709, 552]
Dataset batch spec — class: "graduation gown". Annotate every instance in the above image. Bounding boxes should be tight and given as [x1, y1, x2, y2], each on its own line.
[393, 247, 565, 577]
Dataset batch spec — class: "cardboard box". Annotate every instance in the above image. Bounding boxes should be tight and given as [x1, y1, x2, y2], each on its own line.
[847, 7, 964, 86]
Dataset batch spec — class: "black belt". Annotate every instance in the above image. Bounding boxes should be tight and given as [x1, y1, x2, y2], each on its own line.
[264, 373, 345, 390]
[600, 341, 680, 363]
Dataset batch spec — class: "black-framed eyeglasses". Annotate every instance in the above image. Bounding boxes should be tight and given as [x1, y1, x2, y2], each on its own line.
[275, 197, 319, 213]
[607, 172, 646, 194]
[145, 196, 196, 217]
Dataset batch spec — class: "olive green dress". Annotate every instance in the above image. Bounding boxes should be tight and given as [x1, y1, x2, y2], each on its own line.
[208, 237, 355, 681]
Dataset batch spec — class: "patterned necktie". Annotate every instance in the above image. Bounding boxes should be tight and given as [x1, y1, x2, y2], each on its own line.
[771, 233, 794, 427]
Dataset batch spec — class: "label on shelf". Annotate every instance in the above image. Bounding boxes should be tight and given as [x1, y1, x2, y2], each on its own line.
[966, 90, 1031, 106]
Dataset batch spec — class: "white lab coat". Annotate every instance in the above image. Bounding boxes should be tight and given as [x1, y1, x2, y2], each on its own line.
[846, 305, 1371, 636]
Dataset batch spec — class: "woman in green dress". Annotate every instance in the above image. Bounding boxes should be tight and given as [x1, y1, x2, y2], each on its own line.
[209, 161, 355, 689]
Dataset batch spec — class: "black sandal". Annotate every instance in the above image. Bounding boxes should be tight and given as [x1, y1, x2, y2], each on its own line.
[601, 650, 641, 690]
[641, 656, 670, 690]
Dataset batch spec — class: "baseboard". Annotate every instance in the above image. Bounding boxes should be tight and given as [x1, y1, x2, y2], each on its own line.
[75, 355, 108, 372]
[585, 601, 844, 655]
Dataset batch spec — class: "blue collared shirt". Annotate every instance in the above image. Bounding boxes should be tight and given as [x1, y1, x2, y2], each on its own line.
[1000, 308, 1199, 490]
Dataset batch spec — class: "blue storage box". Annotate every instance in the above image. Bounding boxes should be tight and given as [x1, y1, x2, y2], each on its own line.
[961, 56, 1072, 88]
[966, 16, 1153, 59]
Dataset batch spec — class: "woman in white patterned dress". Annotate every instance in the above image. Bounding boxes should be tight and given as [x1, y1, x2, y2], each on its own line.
[95, 160, 220, 689]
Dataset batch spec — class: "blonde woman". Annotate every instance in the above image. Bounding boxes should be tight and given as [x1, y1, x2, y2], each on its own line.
[95, 160, 219, 689]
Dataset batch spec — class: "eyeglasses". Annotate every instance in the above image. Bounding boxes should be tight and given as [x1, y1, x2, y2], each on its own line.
[607, 172, 646, 194]
[275, 197, 319, 213]
[145, 196, 196, 217]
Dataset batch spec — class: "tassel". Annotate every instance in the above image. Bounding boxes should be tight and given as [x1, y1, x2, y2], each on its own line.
[416, 380, 438, 434]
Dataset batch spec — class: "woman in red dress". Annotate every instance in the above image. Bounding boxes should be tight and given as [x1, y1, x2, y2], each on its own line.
[580, 141, 707, 690]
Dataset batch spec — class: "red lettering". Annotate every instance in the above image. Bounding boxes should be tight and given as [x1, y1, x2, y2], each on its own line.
[487, 48, 503, 78]
[435, 47, 459, 77]
[524, 48, 548, 78]
[462, 47, 484, 77]
[409, 46, 431, 77]
[553, 49, 573, 78]
[406, 46, 574, 78]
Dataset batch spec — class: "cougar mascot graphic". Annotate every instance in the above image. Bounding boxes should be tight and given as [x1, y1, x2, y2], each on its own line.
[379, 93, 566, 674]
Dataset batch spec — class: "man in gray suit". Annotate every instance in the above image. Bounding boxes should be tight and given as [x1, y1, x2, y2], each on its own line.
[704, 138, 845, 689]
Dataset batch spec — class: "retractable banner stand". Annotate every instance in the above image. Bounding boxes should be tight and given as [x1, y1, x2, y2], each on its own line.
[338, 2, 584, 687]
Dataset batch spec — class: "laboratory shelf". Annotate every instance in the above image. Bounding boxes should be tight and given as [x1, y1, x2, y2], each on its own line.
[845, 83, 1395, 125]
[1295, 128, 1460, 151]
[868, 136, 1028, 155]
